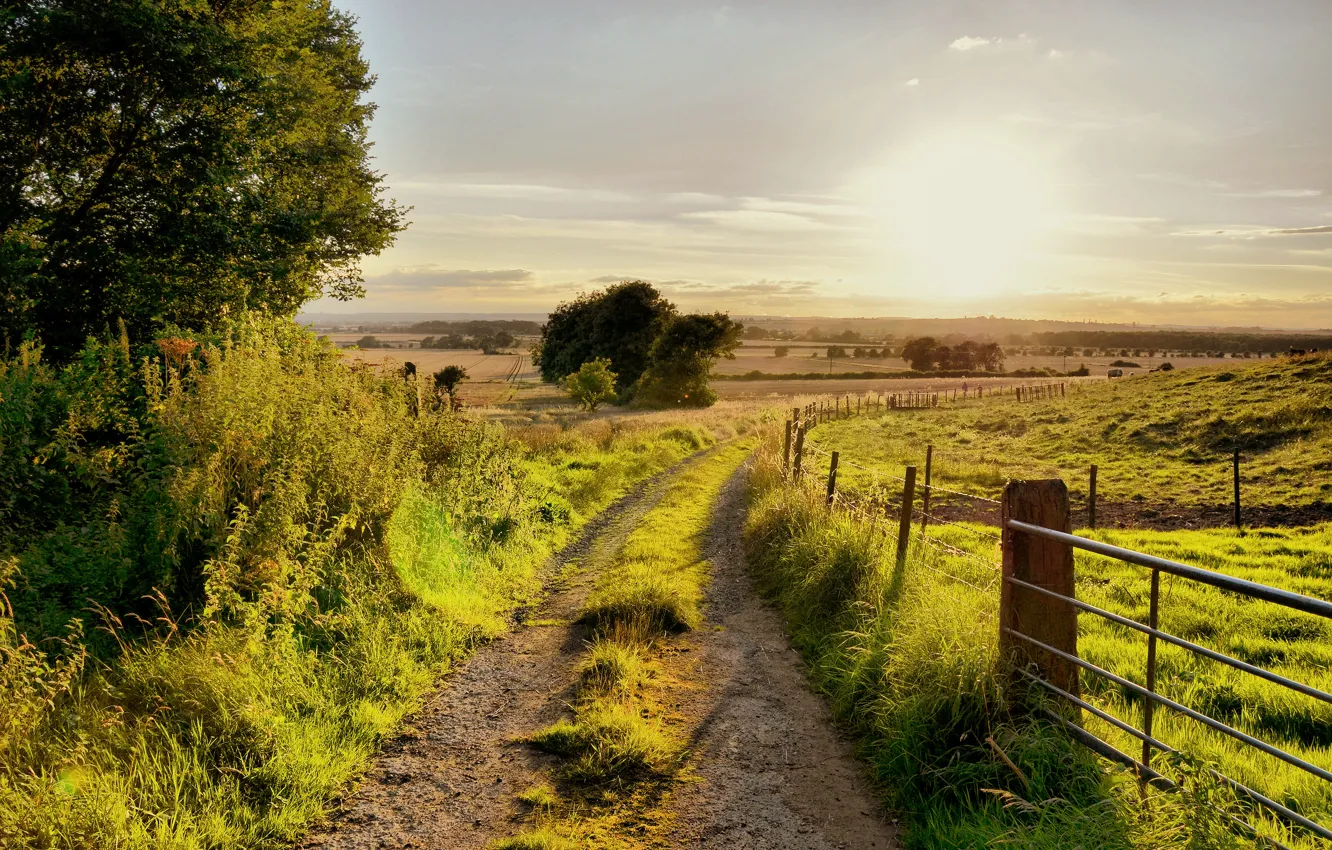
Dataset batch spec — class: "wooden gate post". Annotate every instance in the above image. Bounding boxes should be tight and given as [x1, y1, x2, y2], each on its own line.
[826, 451, 840, 507]
[896, 465, 917, 565]
[1000, 479, 1079, 703]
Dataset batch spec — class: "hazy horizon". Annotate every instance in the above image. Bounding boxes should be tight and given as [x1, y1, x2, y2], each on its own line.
[310, 1, 1332, 326]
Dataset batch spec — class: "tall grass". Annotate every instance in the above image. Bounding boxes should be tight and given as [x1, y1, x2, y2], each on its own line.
[0, 319, 720, 849]
[742, 425, 1272, 849]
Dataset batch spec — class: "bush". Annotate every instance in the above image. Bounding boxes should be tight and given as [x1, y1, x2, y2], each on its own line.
[561, 358, 617, 410]
[0, 317, 653, 848]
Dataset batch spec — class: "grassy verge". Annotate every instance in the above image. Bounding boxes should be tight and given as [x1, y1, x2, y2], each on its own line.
[498, 439, 755, 849]
[0, 321, 733, 849]
[805, 353, 1332, 508]
[742, 424, 1294, 849]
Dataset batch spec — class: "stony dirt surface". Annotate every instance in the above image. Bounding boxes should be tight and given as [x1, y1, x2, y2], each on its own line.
[301, 455, 899, 849]
[300, 469, 680, 850]
[665, 466, 900, 849]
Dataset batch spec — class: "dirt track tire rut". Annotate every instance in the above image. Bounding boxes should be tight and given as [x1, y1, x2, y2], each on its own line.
[301, 463, 686, 850]
[666, 464, 900, 849]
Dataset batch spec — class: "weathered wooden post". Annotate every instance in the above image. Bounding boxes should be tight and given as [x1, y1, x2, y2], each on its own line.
[857, 396, 862, 416]
[826, 451, 840, 507]
[1088, 464, 1098, 530]
[1000, 480, 1079, 703]
[404, 361, 420, 417]
[783, 419, 793, 478]
[920, 445, 934, 536]
[896, 465, 916, 565]
[1233, 448, 1242, 531]
[792, 423, 806, 480]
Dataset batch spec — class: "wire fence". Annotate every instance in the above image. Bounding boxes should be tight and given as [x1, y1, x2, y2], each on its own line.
[775, 403, 1332, 846]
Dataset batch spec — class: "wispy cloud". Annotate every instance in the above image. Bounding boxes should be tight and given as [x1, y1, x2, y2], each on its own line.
[679, 209, 831, 232]
[1176, 224, 1332, 238]
[1223, 189, 1323, 199]
[369, 267, 537, 291]
[950, 36, 994, 51]
[949, 34, 1037, 52]
[1271, 225, 1332, 235]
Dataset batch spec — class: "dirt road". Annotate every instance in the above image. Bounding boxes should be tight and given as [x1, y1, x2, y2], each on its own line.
[301, 456, 897, 849]
[666, 467, 898, 849]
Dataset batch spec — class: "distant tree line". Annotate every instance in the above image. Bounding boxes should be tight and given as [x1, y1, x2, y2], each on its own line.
[901, 338, 1004, 372]
[408, 319, 542, 336]
[1024, 330, 1332, 354]
[419, 330, 515, 353]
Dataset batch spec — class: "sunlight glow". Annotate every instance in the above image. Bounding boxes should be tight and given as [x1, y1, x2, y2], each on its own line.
[866, 131, 1061, 298]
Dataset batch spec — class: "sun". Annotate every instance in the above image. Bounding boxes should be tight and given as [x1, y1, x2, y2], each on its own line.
[865, 131, 1060, 298]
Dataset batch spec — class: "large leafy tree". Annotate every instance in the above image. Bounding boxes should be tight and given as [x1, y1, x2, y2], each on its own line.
[534, 280, 675, 392]
[633, 312, 742, 408]
[0, 0, 406, 357]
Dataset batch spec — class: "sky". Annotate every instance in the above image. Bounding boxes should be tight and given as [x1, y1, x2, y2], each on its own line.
[309, 0, 1332, 327]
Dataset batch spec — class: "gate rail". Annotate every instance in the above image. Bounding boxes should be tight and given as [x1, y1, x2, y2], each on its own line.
[1002, 482, 1332, 844]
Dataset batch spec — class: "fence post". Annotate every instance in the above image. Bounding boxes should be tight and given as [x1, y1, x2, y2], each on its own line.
[826, 451, 840, 507]
[783, 419, 793, 478]
[1233, 448, 1242, 531]
[920, 445, 933, 537]
[792, 423, 806, 481]
[896, 465, 917, 565]
[1000, 479, 1080, 704]
[1088, 464, 1098, 530]
[857, 396, 862, 416]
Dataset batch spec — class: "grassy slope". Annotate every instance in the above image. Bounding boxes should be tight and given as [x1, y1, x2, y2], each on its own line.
[744, 426, 1321, 849]
[809, 354, 1332, 508]
[0, 328, 738, 850]
[500, 440, 756, 849]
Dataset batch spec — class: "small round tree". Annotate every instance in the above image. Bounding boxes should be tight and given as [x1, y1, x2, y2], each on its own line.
[432, 365, 468, 406]
[562, 358, 618, 410]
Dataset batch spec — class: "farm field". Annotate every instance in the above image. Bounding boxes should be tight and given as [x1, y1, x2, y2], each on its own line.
[800, 353, 1332, 514]
[717, 341, 1248, 377]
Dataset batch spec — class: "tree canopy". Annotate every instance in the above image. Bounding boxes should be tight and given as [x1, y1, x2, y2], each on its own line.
[0, 0, 407, 357]
[633, 312, 743, 408]
[534, 280, 675, 391]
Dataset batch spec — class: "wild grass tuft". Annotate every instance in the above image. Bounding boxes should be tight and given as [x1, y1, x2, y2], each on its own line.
[490, 827, 577, 850]
[528, 703, 678, 783]
[577, 640, 646, 698]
